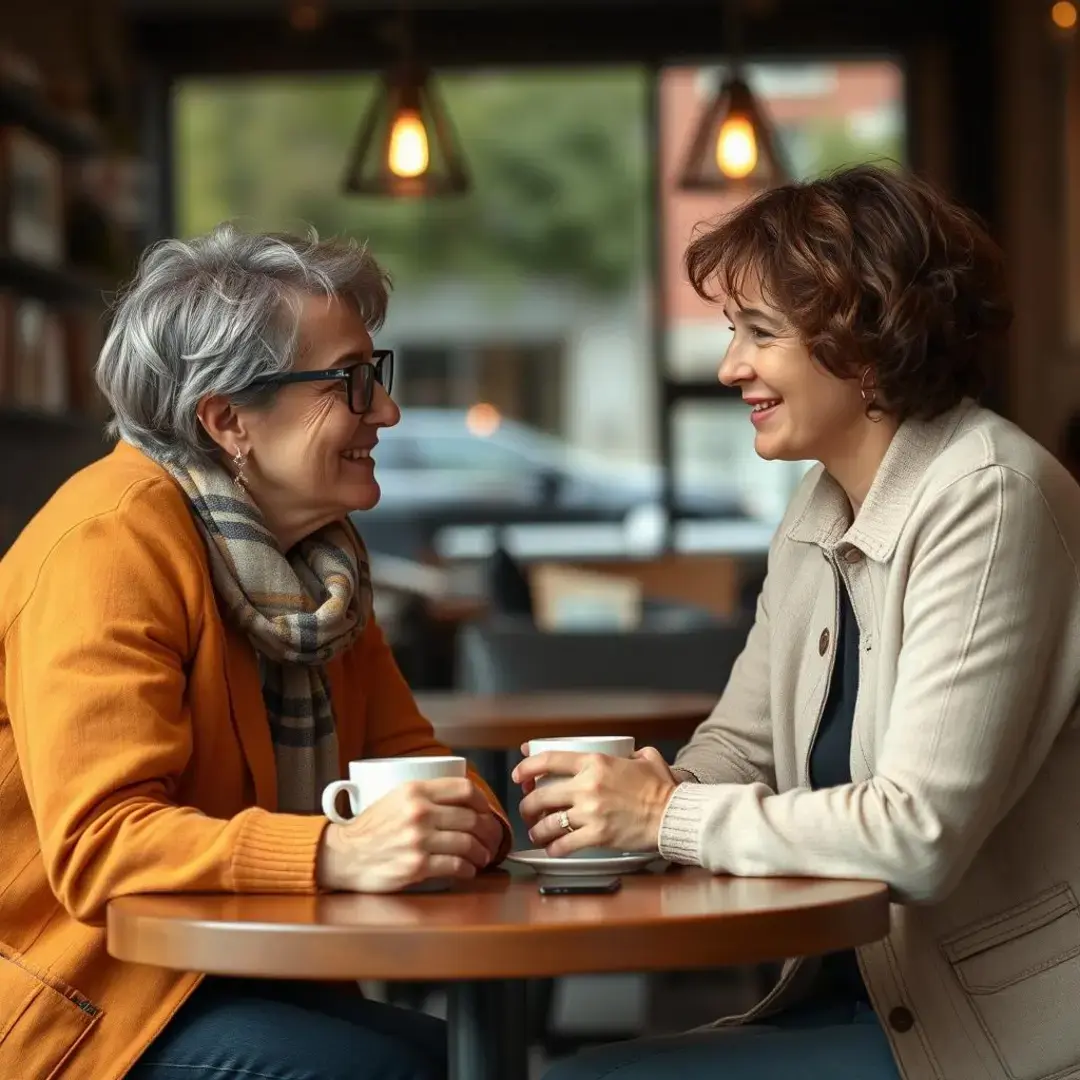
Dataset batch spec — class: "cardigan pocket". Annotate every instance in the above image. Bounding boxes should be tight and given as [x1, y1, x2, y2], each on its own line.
[941, 885, 1080, 1080]
[0, 942, 100, 1080]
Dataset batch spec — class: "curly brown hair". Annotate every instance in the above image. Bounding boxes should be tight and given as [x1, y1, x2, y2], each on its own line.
[684, 164, 1013, 421]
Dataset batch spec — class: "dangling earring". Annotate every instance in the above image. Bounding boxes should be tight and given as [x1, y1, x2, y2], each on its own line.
[232, 447, 249, 491]
[859, 368, 883, 423]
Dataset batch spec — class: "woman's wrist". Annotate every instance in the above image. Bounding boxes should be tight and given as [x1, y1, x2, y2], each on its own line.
[315, 822, 348, 891]
[646, 776, 681, 851]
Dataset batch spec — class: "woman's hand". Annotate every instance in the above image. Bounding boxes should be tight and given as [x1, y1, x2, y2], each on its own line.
[316, 777, 504, 892]
[513, 746, 679, 857]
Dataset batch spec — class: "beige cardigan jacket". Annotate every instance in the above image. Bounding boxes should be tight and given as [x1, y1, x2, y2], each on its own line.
[658, 401, 1080, 1080]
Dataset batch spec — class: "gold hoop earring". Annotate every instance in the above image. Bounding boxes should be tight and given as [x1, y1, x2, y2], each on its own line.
[859, 369, 883, 423]
[232, 447, 250, 490]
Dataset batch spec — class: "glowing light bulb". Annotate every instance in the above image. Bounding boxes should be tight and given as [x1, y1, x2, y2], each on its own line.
[715, 115, 758, 180]
[387, 110, 429, 179]
[1052, 1, 1078, 29]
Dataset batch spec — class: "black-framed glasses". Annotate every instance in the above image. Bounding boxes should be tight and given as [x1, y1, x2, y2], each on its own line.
[245, 350, 394, 415]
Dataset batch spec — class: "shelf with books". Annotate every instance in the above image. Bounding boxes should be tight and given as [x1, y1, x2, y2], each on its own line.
[0, 79, 104, 159]
[0, 254, 108, 308]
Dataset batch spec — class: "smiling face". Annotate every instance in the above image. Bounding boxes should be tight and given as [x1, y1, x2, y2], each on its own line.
[718, 278, 898, 508]
[201, 292, 400, 551]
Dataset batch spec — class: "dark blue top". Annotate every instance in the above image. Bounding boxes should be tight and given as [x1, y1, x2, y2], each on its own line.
[808, 575, 870, 1004]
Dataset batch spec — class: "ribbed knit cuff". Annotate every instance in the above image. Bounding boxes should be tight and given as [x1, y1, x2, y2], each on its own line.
[658, 782, 720, 865]
[231, 809, 327, 892]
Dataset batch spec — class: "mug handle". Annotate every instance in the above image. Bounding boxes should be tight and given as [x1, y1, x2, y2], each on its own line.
[321, 780, 359, 824]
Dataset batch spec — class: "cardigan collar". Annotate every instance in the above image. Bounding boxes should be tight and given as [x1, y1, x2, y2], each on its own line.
[785, 399, 977, 562]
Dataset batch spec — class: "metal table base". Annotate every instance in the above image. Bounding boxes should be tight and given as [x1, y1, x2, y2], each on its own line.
[448, 979, 529, 1080]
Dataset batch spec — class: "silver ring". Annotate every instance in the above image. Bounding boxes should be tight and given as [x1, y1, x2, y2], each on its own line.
[558, 810, 575, 834]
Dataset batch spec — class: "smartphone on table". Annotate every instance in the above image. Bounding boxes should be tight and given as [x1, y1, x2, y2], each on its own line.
[537, 875, 622, 895]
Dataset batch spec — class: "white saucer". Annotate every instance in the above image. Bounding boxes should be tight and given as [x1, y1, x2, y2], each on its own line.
[506, 849, 659, 876]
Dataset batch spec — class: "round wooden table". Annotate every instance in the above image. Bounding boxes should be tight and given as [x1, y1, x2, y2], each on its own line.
[417, 690, 716, 749]
[108, 868, 889, 1080]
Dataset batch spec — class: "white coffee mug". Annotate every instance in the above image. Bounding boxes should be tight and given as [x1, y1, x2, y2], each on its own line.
[321, 755, 467, 824]
[526, 735, 635, 858]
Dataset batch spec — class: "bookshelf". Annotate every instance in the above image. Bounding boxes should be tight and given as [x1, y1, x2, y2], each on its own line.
[0, 56, 131, 551]
[0, 66, 121, 425]
[0, 79, 104, 158]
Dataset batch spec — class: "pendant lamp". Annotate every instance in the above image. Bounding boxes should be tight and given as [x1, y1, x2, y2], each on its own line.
[342, 61, 469, 198]
[677, 0, 788, 193]
[677, 71, 789, 192]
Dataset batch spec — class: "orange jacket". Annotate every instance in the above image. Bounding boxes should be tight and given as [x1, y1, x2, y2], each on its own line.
[0, 441, 507, 1080]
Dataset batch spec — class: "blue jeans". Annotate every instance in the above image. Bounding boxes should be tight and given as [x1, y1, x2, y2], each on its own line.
[128, 977, 446, 1080]
[543, 1000, 901, 1080]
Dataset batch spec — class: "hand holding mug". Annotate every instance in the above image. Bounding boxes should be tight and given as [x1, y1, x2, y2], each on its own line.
[317, 757, 504, 893]
[514, 744, 679, 858]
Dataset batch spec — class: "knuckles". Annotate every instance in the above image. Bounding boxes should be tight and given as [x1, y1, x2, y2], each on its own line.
[402, 799, 432, 827]
[450, 777, 474, 799]
[401, 851, 427, 878]
[582, 755, 613, 784]
[401, 825, 427, 850]
[579, 772, 605, 798]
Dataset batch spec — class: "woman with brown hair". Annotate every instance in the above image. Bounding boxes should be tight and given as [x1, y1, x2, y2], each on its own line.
[524, 165, 1080, 1080]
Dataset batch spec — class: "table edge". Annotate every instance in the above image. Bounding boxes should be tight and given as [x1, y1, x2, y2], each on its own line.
[107, 880, 890, 982]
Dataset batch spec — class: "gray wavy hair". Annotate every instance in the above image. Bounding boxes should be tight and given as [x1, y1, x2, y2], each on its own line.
[95, 223, 391, 465]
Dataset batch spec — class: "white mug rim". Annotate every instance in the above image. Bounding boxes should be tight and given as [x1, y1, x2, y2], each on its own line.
[527, 736, 632, 747]
[348, 755, 465, 767]
[524, 734, 630, 751]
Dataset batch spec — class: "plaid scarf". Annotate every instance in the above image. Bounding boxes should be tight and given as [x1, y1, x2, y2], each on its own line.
[152, 451, 370, 813]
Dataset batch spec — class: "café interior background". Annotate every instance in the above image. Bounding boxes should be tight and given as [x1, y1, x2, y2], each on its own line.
[1, 0, 1078, 626]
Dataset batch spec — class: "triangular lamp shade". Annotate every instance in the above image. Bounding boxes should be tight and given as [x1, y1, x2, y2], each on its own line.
[342, 65, 470, 198]
[677, 74, 789, 193]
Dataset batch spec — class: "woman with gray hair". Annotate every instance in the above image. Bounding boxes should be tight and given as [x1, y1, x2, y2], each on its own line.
[0, 224, 509, 1080]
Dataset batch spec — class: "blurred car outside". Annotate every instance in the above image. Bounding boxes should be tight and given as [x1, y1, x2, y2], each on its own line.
[353, 407, 750, 558]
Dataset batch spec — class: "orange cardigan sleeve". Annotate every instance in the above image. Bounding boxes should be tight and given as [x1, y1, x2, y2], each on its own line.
[353, 618, 513, 862]
[4, 490, 326, 926]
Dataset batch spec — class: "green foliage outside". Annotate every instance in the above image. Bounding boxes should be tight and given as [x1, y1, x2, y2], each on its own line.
[175, 70, 650, 294]
[174, 68, 904, 296]
[784, 115, 905, 179]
